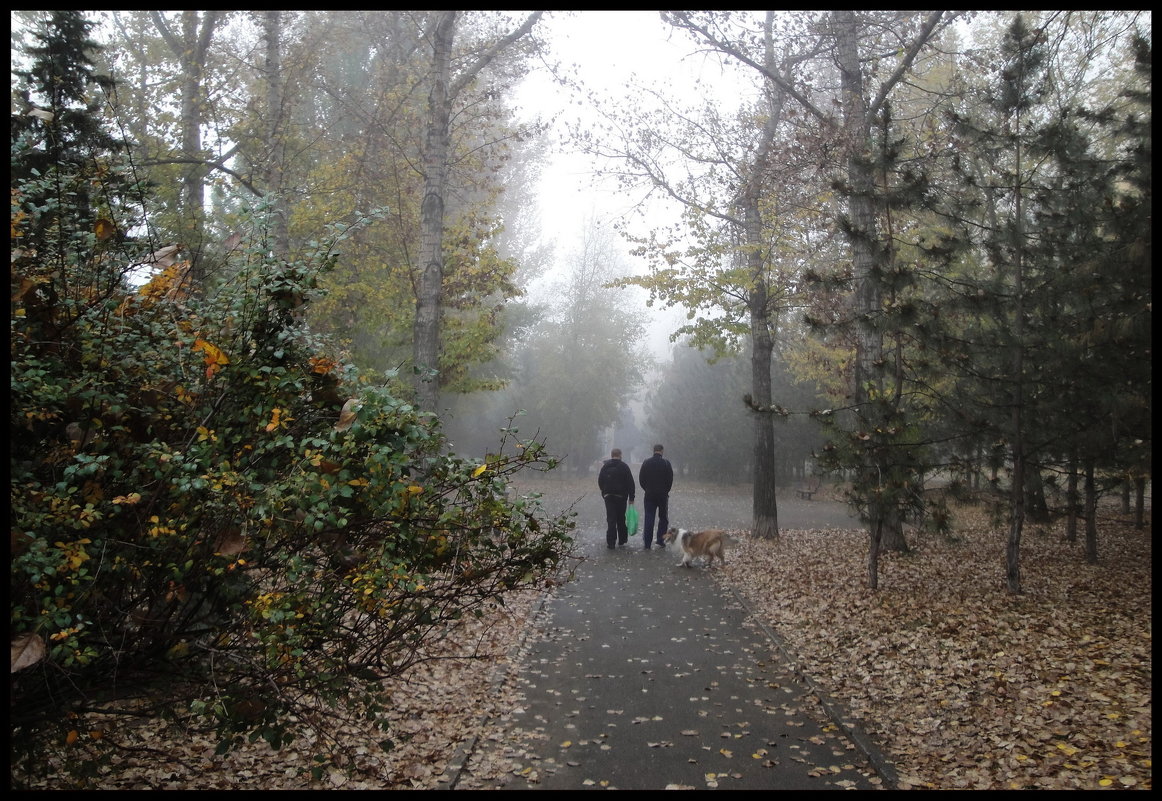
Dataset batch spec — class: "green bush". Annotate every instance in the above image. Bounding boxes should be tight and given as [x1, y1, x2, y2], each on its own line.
[10, 184, 573, 782]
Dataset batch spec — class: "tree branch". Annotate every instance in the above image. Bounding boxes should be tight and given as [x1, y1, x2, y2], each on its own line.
[449, 11, 544, 99]
[140, 156, 264, 198]
[867, 11, 958, 118]
[663, 11, 833, 126]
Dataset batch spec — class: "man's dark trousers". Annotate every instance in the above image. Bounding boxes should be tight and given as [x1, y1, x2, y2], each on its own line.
[604, 495, 629, 548]
[642, 495, 668, 547]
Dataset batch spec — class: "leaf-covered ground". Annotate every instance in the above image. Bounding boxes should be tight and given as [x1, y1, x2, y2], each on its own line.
[20, 491, 1150, 791]
[723, 504, 1152, 791]
[16, 587, 546, 790]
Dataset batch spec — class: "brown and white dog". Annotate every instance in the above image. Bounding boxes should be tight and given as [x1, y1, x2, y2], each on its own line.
[663, 527, 727, 569]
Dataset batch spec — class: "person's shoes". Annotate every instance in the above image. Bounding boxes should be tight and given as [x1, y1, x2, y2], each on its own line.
[607, 543, 616, 549]
[643, 543, 652, 549]
[618, 540, 628, 547]
[656, 542, 665, 549]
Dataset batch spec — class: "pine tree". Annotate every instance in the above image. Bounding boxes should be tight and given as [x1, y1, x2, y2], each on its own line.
[812, 100, 957, 569]
[12, 11, 135, 257]
[1074, 35, 1152, 532]
[932, 16, 1149, 585]
[12, 10, 151, 358]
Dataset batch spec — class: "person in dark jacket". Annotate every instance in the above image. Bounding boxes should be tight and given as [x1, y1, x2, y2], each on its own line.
[597, 448, 636, 549]
[638, 443, 674, 549]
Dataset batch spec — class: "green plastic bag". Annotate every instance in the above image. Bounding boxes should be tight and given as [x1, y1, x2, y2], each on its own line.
[626, 504, 639, 536]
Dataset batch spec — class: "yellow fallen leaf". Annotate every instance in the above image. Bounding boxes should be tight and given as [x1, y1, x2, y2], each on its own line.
[473, 463, 487, 477]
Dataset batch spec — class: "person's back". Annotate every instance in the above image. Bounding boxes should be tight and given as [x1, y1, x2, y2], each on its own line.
[598, 448, 635, 549]
[637, 445, 673, 549]
[599, 457, 634, 498]
[638, 451, 673, 499]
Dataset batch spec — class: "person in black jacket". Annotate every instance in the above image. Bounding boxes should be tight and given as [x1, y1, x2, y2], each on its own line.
[597, 448, 636, 549]
[638, 443, 674, 549]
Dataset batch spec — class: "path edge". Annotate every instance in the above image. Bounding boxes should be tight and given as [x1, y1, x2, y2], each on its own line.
[725, 581, 900, 789]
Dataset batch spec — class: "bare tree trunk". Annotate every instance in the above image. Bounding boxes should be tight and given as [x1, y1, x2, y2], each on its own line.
[150, 11, 221, 283]
[1084, 459, 1098, 564]
[744, 13, 784, 540]
[1025, 465, 1050, 523]
[1134, 475, 1146, 530]
[262, 10, 289, 258]
[749, 264, 778, 539]
[868, 519, 883, 591]
[1065, 448, 1079, 543]
[1004, 305, 1026, 593]
[413, 10, 456, 411]
[1007, 448, 1026, 593]
[412, 10, 543, 412]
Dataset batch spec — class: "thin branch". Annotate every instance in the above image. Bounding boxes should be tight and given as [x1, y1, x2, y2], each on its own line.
[140, 157, 264, 197]
[449, 11, 544, 99]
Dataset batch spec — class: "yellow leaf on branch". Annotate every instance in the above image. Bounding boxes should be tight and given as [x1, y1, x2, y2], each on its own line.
[265, 407, 287, 432]
[193, 338, 229, 379]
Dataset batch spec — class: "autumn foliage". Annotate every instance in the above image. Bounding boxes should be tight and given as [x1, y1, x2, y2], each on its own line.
[9, 158, 573, 785]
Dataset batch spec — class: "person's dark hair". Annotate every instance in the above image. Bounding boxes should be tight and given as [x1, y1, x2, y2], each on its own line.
[653, 444, 664, 453]
[611, 448, 622, 458]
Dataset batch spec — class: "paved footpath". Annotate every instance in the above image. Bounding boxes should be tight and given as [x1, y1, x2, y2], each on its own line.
[450, 495, 892, 791]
